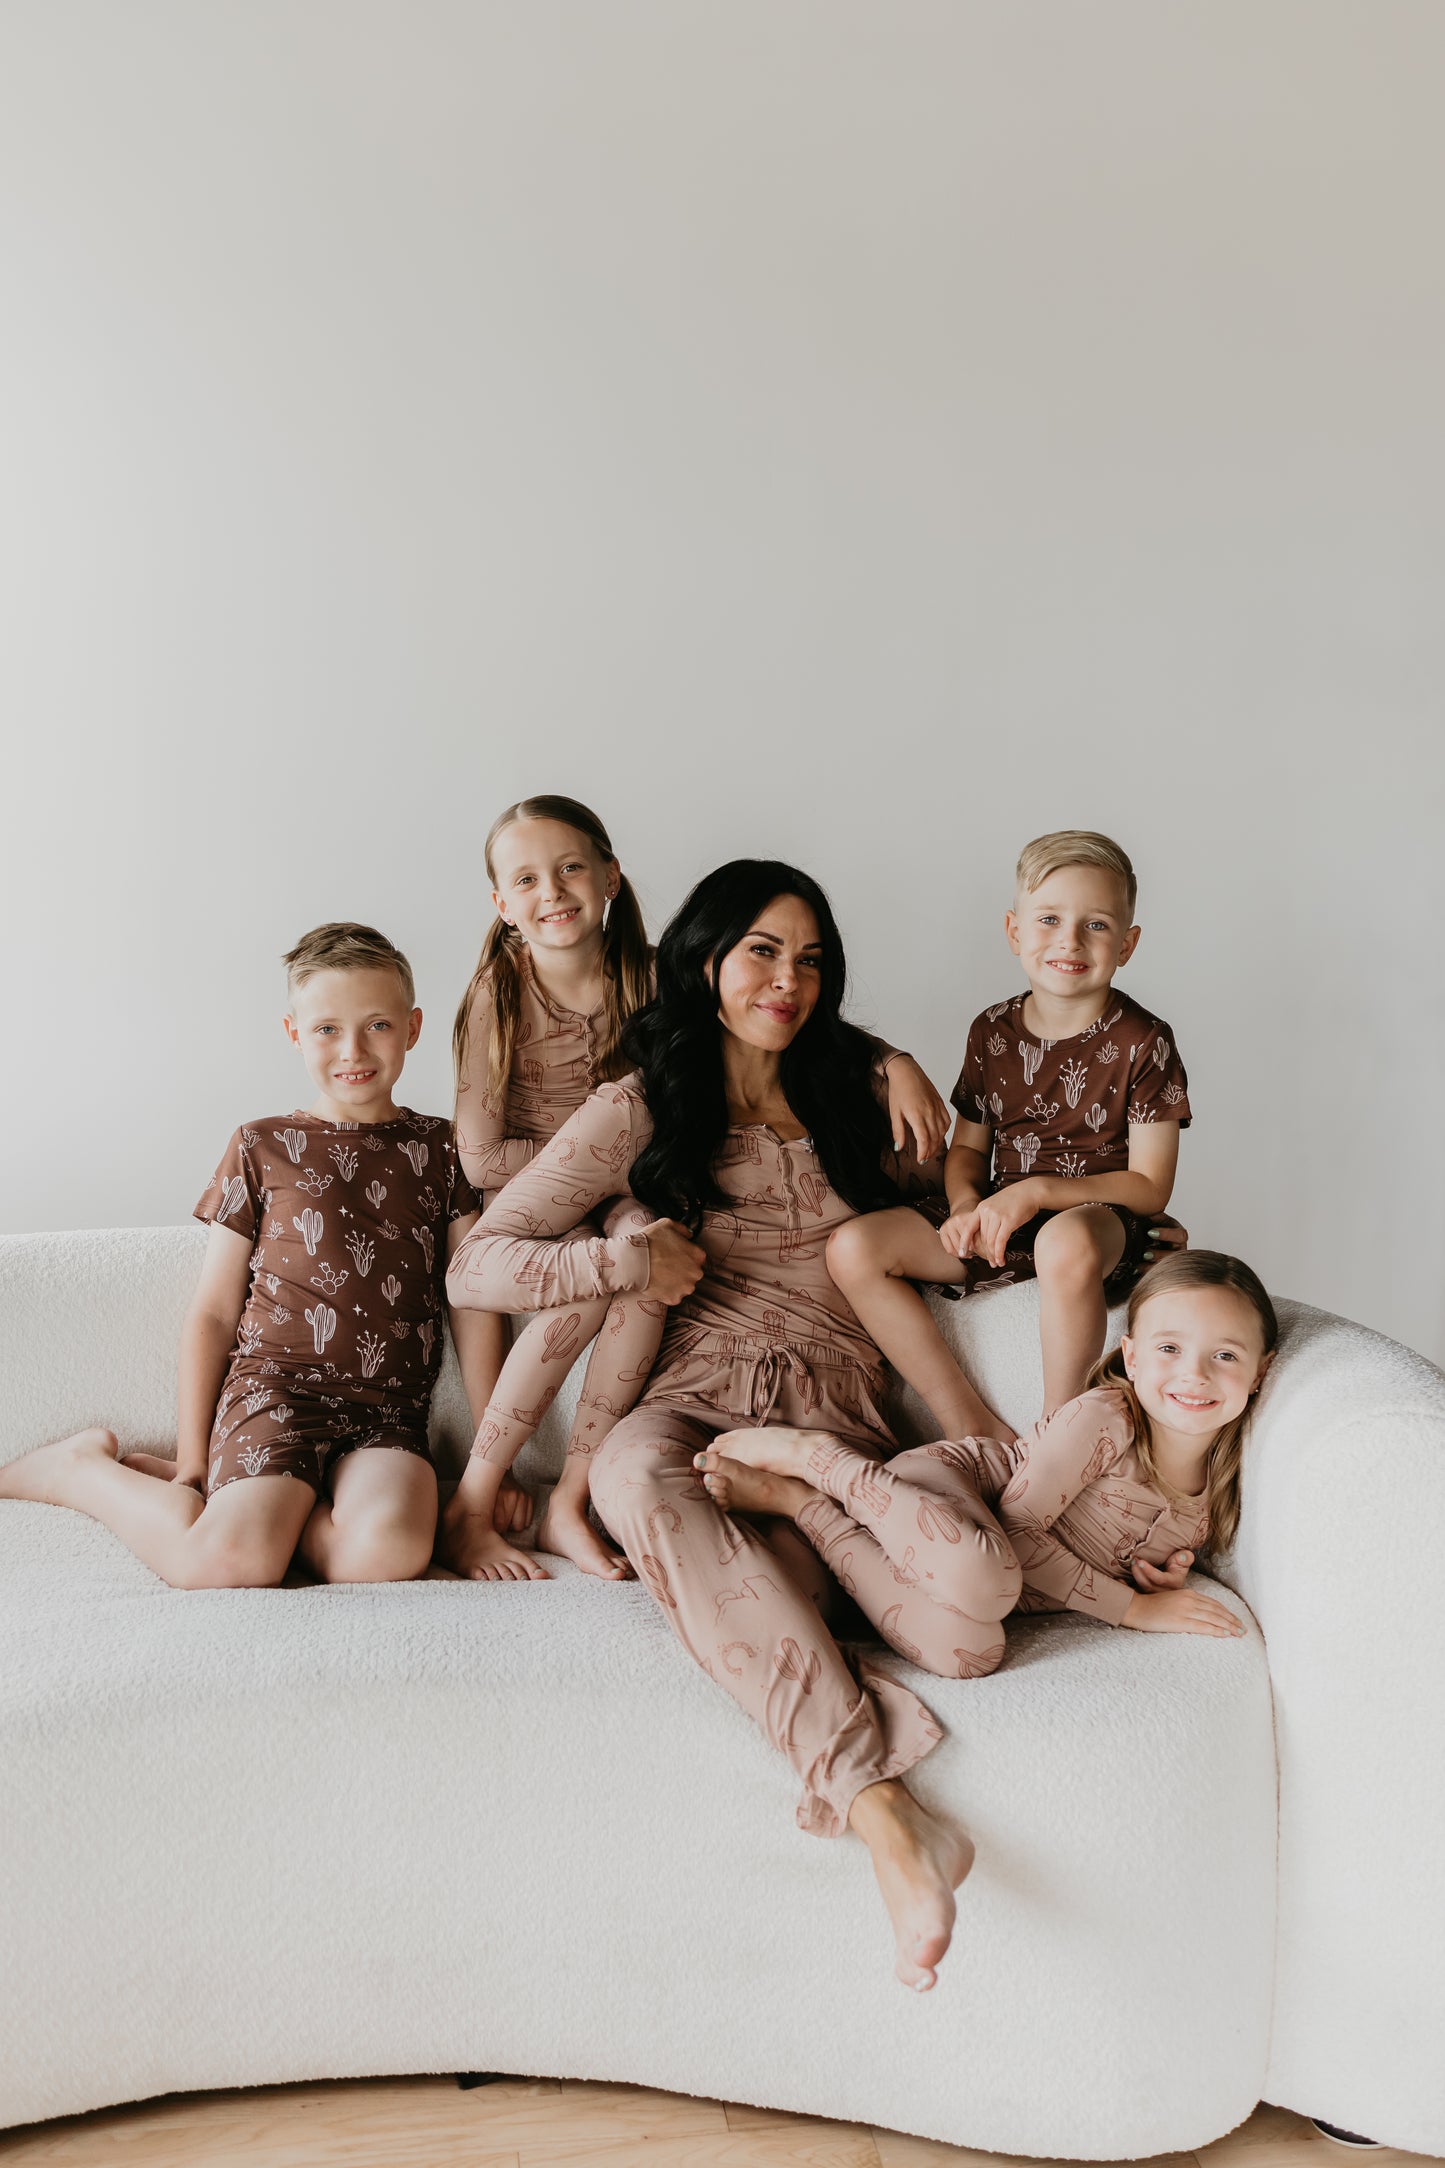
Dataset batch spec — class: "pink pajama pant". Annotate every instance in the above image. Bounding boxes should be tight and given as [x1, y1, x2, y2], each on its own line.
[469, 1197, 667, 1473]
[590, 1402, 1022, 1836]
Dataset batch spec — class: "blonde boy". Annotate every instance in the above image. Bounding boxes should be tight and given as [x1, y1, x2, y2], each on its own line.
[0, 924, 524, 1585]
[828, 833, 1191, 1426]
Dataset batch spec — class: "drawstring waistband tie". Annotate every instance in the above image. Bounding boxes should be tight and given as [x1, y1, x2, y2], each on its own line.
[743, 1343, 822, 1422]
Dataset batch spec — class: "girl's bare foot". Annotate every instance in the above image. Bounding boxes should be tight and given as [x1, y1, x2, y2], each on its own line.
[694, 1449, 813, 1520]
[0, 1426, 120, 1505]
[535, 1492, 632, 1579]
[848, 1778, 975, 1992]
[438, 1493, 550, 1582]
[708, 1424, 818, 1483]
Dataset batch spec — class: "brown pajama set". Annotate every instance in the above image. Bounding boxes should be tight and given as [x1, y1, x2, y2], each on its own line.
[450, 1081, 1204, 1835]
[194, 1111, 477, 1495]
[947, 991, 1192, 1293]
[452, 956, 660, 1466]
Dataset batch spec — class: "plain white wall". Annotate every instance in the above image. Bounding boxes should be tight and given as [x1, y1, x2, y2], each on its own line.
[2, 1, 1442, 1362]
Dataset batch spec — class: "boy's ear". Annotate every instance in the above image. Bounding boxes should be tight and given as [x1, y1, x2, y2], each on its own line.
[282, 1012, 300, 1048]
[1004, 909, 1022, 956]
[406, 1007, 423, 1053]
[1118, 923, 1142, 967]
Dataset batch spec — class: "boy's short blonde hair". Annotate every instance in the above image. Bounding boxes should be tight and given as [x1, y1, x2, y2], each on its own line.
[282, 923, 416, 1008]
[1015, 831, 1137, 920]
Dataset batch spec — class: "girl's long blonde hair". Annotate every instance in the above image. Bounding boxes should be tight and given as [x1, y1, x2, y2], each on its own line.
[1086, 1250, 1278, 1555]
[453, 795, 651, 1103]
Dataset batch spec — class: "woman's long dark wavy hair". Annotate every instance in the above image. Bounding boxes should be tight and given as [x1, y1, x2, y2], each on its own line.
[623, 860, 903, 1233]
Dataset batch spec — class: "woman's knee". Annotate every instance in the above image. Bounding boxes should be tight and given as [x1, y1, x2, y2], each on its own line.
[590, 1420, 698, 1534]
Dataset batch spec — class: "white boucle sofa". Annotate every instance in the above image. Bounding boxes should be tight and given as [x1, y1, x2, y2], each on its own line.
[2, 1229, 1442, 2157]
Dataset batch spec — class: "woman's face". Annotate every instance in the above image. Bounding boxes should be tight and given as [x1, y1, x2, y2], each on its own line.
[714, 893, 823, 1052]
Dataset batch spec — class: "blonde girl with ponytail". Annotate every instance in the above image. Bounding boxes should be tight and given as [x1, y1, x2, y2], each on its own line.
[447, 796, 663, 1581]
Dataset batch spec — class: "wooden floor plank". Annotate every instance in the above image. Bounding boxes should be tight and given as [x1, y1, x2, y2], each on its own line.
[0, 2075, 518, 2166]
[724, 2102, 868, 2132]
[463, 2078, 729, 2146]
[515, 2130, 881, 2168]
[1, 2088, 1427, 2168]
[871, 2137, 1201, 2168]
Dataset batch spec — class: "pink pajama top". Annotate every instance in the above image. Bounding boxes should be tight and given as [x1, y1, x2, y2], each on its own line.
[448, 1075, 929, 1446]
[454, 954, 613, 1199]
[959, 1386, 1213, 1626]
[454, 954, 902, 1206]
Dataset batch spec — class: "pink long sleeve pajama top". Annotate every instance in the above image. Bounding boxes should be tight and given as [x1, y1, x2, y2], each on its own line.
[448, 1079, 1211, 1833]
[452, 955, 659, 1465]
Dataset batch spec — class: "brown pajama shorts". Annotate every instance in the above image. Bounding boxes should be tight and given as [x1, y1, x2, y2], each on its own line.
[207, 1375, 433, 1496]
[917, 1193, 1167, 1301]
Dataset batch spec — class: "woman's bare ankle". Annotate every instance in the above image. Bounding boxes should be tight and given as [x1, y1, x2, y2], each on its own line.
[848, 1779, 975, 1993]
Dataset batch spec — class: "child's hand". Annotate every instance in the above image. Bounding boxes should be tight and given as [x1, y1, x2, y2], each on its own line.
[884, 1057, 950, 1162]
[969, 1183, 1040, 1269]
[1130, 1548, 1194, 1592]
[641, 1219, 707, 1304]
[1123, 1587, 1244, 1637]
[939, 1208, 982, 1261]
[494, 1476, 534, 1535]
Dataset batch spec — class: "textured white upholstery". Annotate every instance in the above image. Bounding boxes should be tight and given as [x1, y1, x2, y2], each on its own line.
[0, 1230, 1438, 2155]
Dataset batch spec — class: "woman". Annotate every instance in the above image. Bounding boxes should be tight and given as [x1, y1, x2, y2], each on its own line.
[448, 859, 1012, 1991]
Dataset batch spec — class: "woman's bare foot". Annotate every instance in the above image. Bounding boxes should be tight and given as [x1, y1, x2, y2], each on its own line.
[708, 1424, 818, 1483]
[848, 1778, 975, 1992]
[535, 1491, 632, 1579]
[0, 1426, 120, 1505]
[438, 1492, 550, 1582]
[694, 1448, 813, 1520]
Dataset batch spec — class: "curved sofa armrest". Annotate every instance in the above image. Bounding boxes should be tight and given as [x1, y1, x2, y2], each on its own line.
[1215, 1299, 1445, 2153]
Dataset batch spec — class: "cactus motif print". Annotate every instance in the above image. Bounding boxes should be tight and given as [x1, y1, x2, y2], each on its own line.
[951, 990, 1189, 1189]
[193, 1107, 478, 1494]
[935, 990, 1191, 1300]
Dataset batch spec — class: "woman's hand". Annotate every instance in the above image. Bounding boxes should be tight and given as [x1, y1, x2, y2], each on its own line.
[1143, 1213, 1189, 1262]
[1130, 1548, 1194, 1592]
[884, 1056, 950, 1162]
[1123, 1587, 1244, 1637]
[641, 1219, 707, 1304]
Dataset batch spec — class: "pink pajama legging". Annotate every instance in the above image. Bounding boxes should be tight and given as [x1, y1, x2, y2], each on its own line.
[589, 1411, 1023, 1836]
[469, 1198, 667, 1473]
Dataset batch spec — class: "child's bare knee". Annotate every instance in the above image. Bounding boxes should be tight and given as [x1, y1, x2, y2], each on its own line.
[1034, 1211, 1108, 1286]
[327, 1523, 430, 1583]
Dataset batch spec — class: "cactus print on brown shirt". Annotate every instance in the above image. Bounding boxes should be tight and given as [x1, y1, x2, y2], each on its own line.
[940, 991, 1192, 1296]
[194, 1110, 477, 1492]
[951, 990, 1191, 1184]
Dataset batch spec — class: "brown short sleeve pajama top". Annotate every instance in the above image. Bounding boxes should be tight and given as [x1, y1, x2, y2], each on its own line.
[194, 1109, 478, 1494]
[948, 990, 1192, 1292]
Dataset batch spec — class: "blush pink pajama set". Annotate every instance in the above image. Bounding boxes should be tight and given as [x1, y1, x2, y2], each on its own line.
[449, 1079, 1210, 1835]
[453, 955, 662, 1471]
